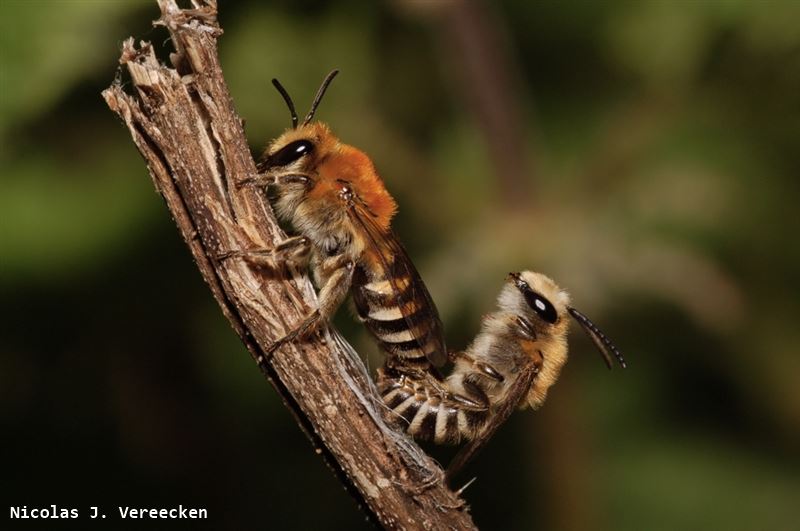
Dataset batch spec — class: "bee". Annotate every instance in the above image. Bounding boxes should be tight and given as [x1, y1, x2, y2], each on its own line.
[377, 270, 626, 479]
[225, 71, 447, 370]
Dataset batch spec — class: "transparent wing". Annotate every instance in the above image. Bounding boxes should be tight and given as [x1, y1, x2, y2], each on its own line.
[445, 361, 538, 482]
[347, 202, 448, 368]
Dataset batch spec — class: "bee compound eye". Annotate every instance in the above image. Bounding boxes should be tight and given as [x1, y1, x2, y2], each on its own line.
[523, 290, 558, 324]
[267, 140, 314, 168]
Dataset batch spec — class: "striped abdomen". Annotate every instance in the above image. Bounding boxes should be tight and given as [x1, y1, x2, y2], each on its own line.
[352, 259, 445, 372]
[377, 369, 488, 444]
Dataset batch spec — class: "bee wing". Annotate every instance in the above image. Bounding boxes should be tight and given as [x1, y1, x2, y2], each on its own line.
[445, 361, 538, 482]
[347, 203, 448, 368]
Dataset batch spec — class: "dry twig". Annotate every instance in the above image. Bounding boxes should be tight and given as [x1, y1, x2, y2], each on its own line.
[102, 1, 476, 528]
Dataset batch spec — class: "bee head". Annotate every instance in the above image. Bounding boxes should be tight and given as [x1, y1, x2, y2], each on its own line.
[504, 271, 570, 325]
[505, 271, 626, 370]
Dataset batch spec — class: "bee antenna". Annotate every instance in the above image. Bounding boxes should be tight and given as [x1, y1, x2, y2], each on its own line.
[302, 69, 339, 126]
[567, 307, 627, 370]
[271, 78, 298, 129]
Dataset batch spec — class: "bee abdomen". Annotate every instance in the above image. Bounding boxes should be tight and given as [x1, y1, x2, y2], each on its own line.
[353, 271, 442, 366]
[378, 373, 487, 444]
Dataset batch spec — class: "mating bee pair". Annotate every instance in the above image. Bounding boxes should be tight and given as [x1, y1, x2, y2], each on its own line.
[224, 71, 626, 480]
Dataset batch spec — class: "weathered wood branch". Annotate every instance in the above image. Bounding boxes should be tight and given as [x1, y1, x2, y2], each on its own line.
[102, 1, 476, 529]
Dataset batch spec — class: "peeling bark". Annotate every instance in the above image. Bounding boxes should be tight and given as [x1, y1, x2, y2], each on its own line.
[102, 1, 476, 529]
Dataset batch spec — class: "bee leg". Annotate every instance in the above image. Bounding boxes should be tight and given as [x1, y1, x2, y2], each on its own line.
[315, 257, 355, 321]
[448, 390, 489, 411]
[262, 309, 321, 360]
[263, 258, 355, 359]
[236, 172, 312, 189]
[375, 366, 393, 389]
[459, 379, 491, 410]
[388, 362, 489, 410]
[450, 351, 504, 382]
[216, 235, 310, 268]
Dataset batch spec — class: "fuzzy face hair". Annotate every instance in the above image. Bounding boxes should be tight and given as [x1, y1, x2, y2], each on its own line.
[512, 271, 571, 408]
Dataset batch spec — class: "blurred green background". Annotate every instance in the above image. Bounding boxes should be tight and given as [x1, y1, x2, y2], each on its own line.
[2, 0, 799, 529]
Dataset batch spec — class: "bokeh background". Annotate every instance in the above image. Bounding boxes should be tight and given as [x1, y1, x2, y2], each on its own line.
[2, 1, 799, 529]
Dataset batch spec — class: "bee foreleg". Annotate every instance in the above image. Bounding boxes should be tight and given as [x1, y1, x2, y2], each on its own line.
[449, 351, 504, 382]
[216, 236, 310, 268]
[459, 379, 491, 410]
[263, 257, 355, 359]
[236, 172, 312, 189]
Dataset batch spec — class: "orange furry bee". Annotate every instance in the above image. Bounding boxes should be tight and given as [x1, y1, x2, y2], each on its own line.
[226, 71, 446, 369]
